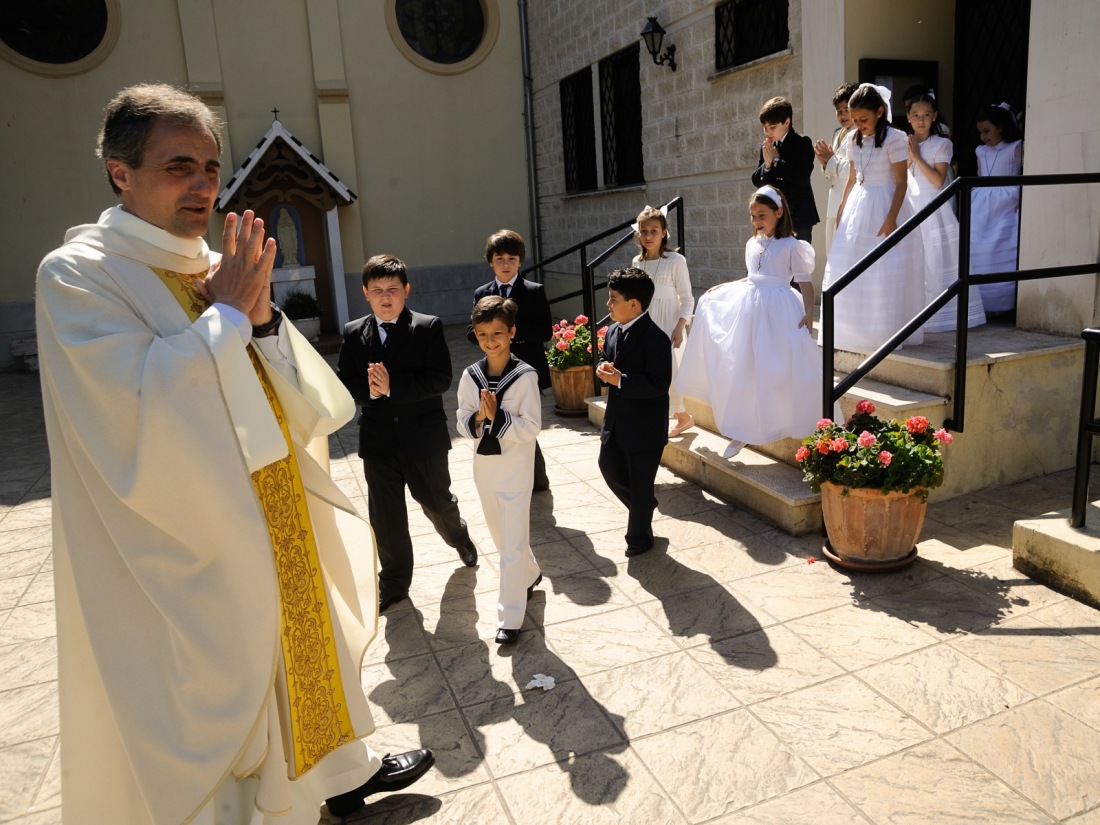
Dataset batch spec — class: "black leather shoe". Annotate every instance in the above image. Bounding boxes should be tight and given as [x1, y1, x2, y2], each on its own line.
[325, 749, 435, 816]
[495, 628, 520, 644]
[457, 539, 478, 567]
[379, 592, 408, 613]
[625, 542, 653, 558]
[526, 573, 543, 600]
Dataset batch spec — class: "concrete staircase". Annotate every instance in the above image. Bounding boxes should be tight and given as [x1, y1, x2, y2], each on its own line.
[586, 324, 1086, 537]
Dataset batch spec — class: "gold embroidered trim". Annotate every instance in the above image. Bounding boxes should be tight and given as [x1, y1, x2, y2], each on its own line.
[151, 267, 354, 777]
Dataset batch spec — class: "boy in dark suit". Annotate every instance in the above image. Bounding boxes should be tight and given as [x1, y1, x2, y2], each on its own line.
[468, 229, 554, 490]
[337, 254, 477, 612]
[596, 267, 672, 557]
[751, 96, 820, 242]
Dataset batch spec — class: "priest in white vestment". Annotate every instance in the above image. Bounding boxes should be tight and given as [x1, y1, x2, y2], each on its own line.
[36, 83, 433, 825]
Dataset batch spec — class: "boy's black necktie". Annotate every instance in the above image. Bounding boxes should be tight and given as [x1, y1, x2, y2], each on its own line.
[380, 321, 395, 348]
[500, 284, 511, 299]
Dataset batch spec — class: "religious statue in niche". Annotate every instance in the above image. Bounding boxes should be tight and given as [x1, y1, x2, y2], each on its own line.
[274, 205, 302, 267]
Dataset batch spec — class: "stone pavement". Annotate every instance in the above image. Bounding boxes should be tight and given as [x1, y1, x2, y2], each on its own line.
[2, 325, 1100, 824]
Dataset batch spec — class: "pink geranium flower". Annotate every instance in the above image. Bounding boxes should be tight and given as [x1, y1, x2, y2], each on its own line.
[575, 314, 589, 325]
[905, 416, 929, 434]
[563, 329, 576, 341]
[933, 428, 954, 444]
[855, 399, 875, 415]
[597, 326, 609, 337]
[817, 418, 833, 429]
[878, 450, 893, 466]
[556, 340, 568, 351]
[586, 344, 592, 354]
[857, 430, 876, 448]
[816, 440, 831, 455]
[829, 437, 848, 452]
[795, 446, 810, 462]
[552, 323, 560, 332]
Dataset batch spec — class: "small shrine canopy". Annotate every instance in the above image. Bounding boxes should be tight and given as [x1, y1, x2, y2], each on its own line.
[216, 119, 357, 213]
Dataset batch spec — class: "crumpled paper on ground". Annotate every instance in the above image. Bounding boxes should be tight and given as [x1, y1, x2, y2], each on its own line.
[525, 673, 556, 691]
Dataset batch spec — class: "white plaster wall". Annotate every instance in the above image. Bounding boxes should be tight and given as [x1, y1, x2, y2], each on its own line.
[1016, 0, 1100, 337]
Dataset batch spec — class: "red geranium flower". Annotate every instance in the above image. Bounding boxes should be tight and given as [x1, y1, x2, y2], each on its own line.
[855, 400, 875, 415]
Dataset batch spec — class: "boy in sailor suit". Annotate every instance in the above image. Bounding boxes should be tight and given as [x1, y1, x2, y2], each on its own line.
[456, 296, 544, 644]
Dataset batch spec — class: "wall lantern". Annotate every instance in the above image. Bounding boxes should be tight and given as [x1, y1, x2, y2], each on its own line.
[640, 17, 677, 71]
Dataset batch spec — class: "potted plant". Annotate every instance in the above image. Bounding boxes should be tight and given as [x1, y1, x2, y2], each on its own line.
[797, 399, 954, 570]
[546, 314, 607, 413]
[280, 288, 321, 342]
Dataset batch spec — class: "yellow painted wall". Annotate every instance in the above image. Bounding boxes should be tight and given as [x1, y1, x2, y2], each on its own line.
[338, 2, 530, 267]
[0, 0, 530, 303]
[0, 0, 191, 303]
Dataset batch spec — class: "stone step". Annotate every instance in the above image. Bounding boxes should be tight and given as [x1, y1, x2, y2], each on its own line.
[1014, 507, 1100, 610]
[687, 376, 950, 470]
[586, 396, 822, 536]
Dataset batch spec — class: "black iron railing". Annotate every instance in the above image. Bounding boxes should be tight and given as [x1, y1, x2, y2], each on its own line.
[822, 172, 1100, 431]
[526, 196, 685, 389]
[1071, 328, 1100, 528]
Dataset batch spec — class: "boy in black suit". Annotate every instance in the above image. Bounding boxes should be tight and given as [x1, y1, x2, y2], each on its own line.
[751, 96, 820, 242]
[468, 229, 553, 490]
[596, 267, 672, 557]
[337, 254, 477, 612]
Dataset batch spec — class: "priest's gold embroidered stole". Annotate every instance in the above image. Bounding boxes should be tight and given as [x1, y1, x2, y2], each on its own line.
[152, 267, 354, 777]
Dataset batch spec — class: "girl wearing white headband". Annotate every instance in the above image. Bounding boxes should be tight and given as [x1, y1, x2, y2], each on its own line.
[820, 82, 925, 352]
[675, 186, 828, 458]
[632, 204, 696, 438]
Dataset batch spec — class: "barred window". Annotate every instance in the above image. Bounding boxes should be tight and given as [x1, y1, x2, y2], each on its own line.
[559, 67, 597, 193]
[598, 44, 644, 187]
[715, 0, 789, 72]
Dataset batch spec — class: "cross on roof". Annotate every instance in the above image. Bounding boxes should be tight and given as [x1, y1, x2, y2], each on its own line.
[271, 107, 280, 121]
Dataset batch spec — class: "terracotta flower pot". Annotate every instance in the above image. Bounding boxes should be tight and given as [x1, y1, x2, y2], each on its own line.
[549, 365, 596, 415]
[820, 482, 927, 571]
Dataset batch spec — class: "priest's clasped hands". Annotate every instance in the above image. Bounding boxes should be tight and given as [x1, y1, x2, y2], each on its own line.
[199, 210, 278, 325]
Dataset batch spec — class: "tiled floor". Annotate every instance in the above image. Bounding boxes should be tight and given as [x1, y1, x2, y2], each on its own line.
[2, 325, 1100, 824]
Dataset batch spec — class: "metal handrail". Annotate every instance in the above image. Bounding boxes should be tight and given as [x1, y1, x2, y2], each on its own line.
[823, 172, 1100, 432]
[526, 196, 685, 389]
[1071, 328, 1100, 528]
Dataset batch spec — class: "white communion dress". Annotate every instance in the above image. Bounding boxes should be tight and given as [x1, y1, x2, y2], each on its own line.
[675, 235, 824, 445]
[971, 139, 1023, 313]
[821, 127, 925, 352]
[906, 134, 986, 332]
[633, 250, 694, 412]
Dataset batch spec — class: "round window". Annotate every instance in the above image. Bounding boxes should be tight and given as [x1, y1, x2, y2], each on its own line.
[396, 0, 484, 64]
[386, 0, 499, 76]
[0, 0, 119, 76]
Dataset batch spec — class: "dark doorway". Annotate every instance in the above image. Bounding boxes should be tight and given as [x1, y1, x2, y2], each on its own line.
[952, 0, 1031, 176]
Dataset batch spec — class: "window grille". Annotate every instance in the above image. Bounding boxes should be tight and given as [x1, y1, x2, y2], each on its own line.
[559, 67, 597, 193]
[715, 0, 789, 72]
[598, 44, 644, 187]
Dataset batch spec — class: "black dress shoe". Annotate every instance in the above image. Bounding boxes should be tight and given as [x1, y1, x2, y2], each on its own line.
[526, 573, 543, 600]
[495, 628, 520, 644]
[457, 538, 478, 567]
[379, 592, 408, 613]
[325, 749, 436, 817]
[625, 542, 653, 558]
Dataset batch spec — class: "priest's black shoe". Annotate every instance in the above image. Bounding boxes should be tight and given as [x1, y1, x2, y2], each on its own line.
[378, 592, 408, 613]
[457, 538, 478, 567]
[325, 749, 436, 817]
[495, 628, 520, 644]
[625, 541, 653, 558]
